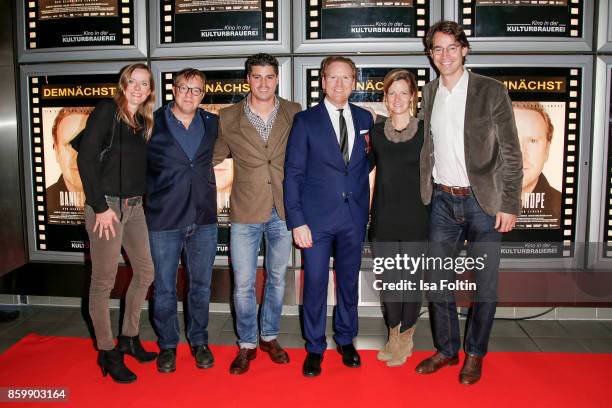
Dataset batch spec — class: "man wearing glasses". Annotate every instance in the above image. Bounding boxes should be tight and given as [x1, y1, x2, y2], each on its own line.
[146, 68, 219, 373]
[417, 21, 522, 384]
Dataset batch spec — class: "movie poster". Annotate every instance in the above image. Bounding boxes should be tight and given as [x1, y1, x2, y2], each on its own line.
[29, 74, 118, 251]
[305, 65, 430, 256]
[306, 0, 428, 40]
[471, 67, 581, 257]
[459, 0, 582, 38]
[25, 0, 134, 49]
[161, 69, 250, 256]
[162, 0, 278, 43]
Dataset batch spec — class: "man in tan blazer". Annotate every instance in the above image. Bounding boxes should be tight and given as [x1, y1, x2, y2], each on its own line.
[213, 53, 301, 375]
[416, 21, 522, 385]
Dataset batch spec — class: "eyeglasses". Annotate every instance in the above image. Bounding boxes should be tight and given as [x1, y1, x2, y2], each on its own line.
[175, 85, 203, 96]
[431, 43, 462, 56]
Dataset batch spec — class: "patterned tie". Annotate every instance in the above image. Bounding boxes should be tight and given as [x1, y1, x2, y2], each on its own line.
[338, 108, 349, 165]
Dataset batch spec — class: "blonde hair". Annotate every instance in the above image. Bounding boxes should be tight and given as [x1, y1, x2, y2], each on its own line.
[113, 63, 155, 140]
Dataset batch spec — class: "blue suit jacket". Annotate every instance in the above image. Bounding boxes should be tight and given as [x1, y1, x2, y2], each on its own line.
[283, 101, 373, 232]
[146, 106, 218, 231]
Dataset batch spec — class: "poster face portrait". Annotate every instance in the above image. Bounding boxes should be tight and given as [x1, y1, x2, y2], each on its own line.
[43, 106, 93, 225]
[512, 101, 564, 229]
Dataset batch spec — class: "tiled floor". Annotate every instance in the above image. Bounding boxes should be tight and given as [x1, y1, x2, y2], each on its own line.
[1, 305, 612, 355]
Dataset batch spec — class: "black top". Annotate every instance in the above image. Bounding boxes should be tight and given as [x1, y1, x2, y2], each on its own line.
[77, 99, 148, 213]
[368, 119, 429, 241]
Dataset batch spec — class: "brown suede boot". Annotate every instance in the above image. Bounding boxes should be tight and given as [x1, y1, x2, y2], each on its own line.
[387, 325, 415, 367]
[377, 325, 400, 362]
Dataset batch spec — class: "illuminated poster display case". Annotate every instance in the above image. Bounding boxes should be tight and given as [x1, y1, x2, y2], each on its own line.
[597, 0, 612, 52]
[588, 56, 612, 269]
[464, 55, 592, 270]
[16, 0, 147, 62]
[150, 0, 290, 57]
[293, 0, 442, 53]
[445, 0, 593, 52]
[19, 62, 140, 262]
[151, 58, 292, 265]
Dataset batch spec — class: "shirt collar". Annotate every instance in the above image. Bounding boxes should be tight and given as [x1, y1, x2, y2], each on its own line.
[438, 68, 469, 95]
[244, 94, 279, 118]
[324, 97, 350, 115]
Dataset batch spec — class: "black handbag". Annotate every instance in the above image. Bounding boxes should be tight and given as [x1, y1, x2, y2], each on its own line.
[70, 117, 117, 163]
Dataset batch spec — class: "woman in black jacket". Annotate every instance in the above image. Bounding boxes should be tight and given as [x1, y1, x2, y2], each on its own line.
[78, 63, 157, 383]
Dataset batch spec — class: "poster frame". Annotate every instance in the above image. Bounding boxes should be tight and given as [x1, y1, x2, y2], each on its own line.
[149, 0, 291, 58]
[465, 55, 591, 270]
[20, 61, 143, 263]
[587, 56, 612, 269]
[597, 0, 612, 52]
[293, 55, 434, 270]
[445, 0, 594, 52]
[292, 0, 442, 53]
[16, 0, 148, 63]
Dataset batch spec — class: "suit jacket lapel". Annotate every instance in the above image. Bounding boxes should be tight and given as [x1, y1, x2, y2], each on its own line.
[266, 100, 289, 156]
[347, 104, 363, 169]
[463, 71, 480, 144]
[317, 102, 346, 169]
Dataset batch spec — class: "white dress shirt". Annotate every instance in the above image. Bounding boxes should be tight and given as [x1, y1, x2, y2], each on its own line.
[431, 68, 471, 187]
[324, 98, 355, 160]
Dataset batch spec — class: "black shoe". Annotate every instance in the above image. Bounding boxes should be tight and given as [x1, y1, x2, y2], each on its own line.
[303, 352, 323, 377]
[117, 335, 158, 363]
[337, 344, 361, 368]
[157, 348, 177, 373]
[98, 348, 137, 384]
[191, 345, 214, 369]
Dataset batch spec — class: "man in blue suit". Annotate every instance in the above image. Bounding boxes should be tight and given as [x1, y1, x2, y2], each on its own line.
[284, 56, 373, 377]
[146, 68, 218, 373]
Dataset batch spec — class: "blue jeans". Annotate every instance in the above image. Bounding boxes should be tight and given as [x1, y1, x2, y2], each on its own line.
[427, 188, 501, 357]
[149, 223, 217, 349]
[231, 207, 292, 348]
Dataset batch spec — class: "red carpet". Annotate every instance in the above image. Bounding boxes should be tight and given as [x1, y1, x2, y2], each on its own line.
[0, 334, 611, 407]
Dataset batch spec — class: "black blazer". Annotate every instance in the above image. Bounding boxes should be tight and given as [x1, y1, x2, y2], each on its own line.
[145, 106, 218, 231]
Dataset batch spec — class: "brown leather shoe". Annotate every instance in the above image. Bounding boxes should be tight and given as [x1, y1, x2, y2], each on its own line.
[259, 339, 289, 364]
[415, 352, 459, 374]
[459, 354, 483, 385]
[229, 348, 257, 375]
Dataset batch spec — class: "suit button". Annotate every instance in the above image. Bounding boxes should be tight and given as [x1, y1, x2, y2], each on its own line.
[265, 145, 268, 148]
[267, 180, 271, 184]
[268, 160, 271, 164]
[190, 164, 194, 168]
[345, 171, 348, 176]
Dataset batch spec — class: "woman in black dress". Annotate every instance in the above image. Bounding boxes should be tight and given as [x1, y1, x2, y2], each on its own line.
[369, 69, 429, 367]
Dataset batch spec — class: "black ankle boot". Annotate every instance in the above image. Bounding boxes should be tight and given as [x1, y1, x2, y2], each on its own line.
[98, 348, 137, 384]
[117, 335, 158, 363]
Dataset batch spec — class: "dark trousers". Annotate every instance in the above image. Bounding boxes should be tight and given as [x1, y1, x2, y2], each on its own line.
[86, 201, 154, 351]
[427, 188, 501, 357]
[302, 204, 365, 354]
[372, 241, 425, 330]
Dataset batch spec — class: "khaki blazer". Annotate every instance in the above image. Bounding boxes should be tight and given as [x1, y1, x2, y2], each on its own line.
[213, 97, 301, 223]
[419, 71, 523, 216]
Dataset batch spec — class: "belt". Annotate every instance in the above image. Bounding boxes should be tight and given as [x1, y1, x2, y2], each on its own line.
[434, 184, 471, 196]
[105, 195, 142, 206]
